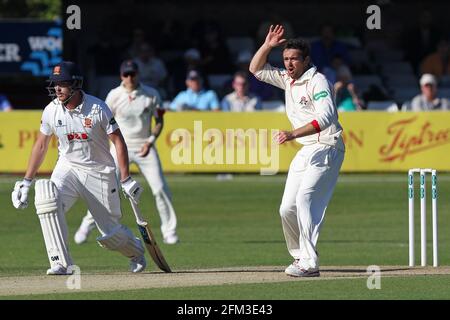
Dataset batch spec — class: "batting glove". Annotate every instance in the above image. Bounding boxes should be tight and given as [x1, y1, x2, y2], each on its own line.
[11, 178, 33, 209]
[121, 176, 143, 203]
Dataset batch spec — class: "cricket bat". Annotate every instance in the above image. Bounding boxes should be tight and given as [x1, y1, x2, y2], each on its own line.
[129, 198, 172, 273]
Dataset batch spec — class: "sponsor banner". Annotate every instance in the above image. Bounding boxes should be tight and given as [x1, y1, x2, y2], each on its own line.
[0, 111, 449, 173]
[0, 111, 59, 173]
[0, 21, 62, 76]
[340, 112, 450, 171]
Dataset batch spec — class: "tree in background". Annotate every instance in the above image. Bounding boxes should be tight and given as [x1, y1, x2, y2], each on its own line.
[0, 0, 61, 20]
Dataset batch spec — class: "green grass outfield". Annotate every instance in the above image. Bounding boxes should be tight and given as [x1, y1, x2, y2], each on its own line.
[0, 173, 449, 300]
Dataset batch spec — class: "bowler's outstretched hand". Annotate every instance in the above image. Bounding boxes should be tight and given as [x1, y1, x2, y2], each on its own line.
[265, 25, 287, 48]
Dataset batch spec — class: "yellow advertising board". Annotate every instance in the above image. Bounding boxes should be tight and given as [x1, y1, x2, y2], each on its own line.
[0, 111, 59, 173]
[1, 111, 449, 173]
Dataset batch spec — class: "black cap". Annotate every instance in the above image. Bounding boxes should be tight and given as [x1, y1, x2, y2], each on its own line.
[48, 61, 83, 82]
[186, 70, 202, 81]
[120, 60, 139, 74]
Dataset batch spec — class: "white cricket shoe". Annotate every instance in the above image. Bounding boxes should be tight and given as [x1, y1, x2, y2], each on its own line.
[130, 255, 146, 273]
[46, 264, 73, 275]
[74, 223, 95, 245]
[285, 260, 320, 277]
[284, 259, 300, 274]
[163, 233, 179, 245]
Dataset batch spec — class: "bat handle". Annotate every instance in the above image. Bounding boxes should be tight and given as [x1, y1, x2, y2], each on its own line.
[129, 198, 147, 226]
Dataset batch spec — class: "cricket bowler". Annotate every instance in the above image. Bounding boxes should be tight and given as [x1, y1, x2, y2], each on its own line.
[249, 25, 345, 277]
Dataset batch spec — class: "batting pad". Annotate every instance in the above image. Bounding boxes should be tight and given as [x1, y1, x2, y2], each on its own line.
[34, 179, 72, 268]
[97, 225, 144, 258]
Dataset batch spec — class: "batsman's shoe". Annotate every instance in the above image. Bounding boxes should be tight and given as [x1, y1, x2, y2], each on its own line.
[163, 233, 179, 245]
[130, 255, 146, 273]
[46, 264, 73, 276]
[285, 263, 320, 278]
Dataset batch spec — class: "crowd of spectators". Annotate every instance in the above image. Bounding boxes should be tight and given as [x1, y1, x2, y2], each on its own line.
[52, 10, 450, 112]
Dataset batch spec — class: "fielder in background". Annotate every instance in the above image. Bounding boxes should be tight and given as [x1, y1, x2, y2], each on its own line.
[11, 61, 146, 275]
[74, 60, 179, 245]
[249, 25, 345, 277]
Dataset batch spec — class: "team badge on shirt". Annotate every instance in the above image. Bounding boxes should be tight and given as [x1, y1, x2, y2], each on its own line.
[83, 118, 92, 128]
[299, 96, 308, 106]
[53, 66, 61, 75]
[55, 119, 66, 127]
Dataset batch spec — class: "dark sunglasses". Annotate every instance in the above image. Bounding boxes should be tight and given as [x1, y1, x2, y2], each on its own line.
[122, 72, 137, 78]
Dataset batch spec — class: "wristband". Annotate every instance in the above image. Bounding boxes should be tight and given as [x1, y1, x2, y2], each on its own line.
[23, 178, 33, 186]
[147, 135, 156, 144]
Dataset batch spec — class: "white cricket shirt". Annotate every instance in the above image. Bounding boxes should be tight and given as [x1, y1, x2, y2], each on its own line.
[40, 92, 119, 173]
[255, 64, 344, 150]
[105, 83, 162, 150]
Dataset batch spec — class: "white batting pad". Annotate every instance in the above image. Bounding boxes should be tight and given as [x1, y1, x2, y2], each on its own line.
[97, 225, 144, 258]
[34, 179, 72, 268]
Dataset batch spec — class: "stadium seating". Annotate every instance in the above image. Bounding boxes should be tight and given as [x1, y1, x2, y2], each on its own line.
[393, 87, 420, 104]
[95, 76, 121, 100]
[386, 74, 418, 88]
[226, 37, 255, 60]
[440, 75, 450, 87]
[207, 74, 233, 97]
[261, 100, 284, 112]
[380, 62, 414, 76]
[366, 100, 398, 111]
[438, 88, 450, 99]
[353, 75, 384, 93]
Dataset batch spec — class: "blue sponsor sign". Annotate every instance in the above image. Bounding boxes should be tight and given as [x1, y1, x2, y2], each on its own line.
[0, 20, 63, 76]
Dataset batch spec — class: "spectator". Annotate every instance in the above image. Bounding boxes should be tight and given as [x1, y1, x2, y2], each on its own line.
[322, 54, 345, 84]
[421, 38, 450, 80]
[196, 22, 233, 74]
[311, 24, 350, 72]
[408, 74, 449, 111]
[170, 70, 220, 111]
[402, 10, 442, 73]
[155, 18, 187, 51]
[233, 50, 280, 100]
[0, 94, 13, 111]
[133, 43, 168, 98]
[127, 28, 147, 59]
[88, 26, 124, 76]
[221, 71, 262, 112]
[169, 48, 205, 97]
[334, 66, 364, 112]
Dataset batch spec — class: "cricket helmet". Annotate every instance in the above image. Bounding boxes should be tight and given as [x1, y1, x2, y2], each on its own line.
[46, 61, 83, 102]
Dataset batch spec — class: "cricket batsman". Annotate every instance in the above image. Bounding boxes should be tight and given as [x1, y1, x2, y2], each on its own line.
[249, 25, 345, 277]
[11, 61, 147, 275]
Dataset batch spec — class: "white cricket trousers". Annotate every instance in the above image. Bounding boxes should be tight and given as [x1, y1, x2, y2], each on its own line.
[279, 142, 344, 270]
[51, 160, 122, 236]
[82, 145, 177, 238]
